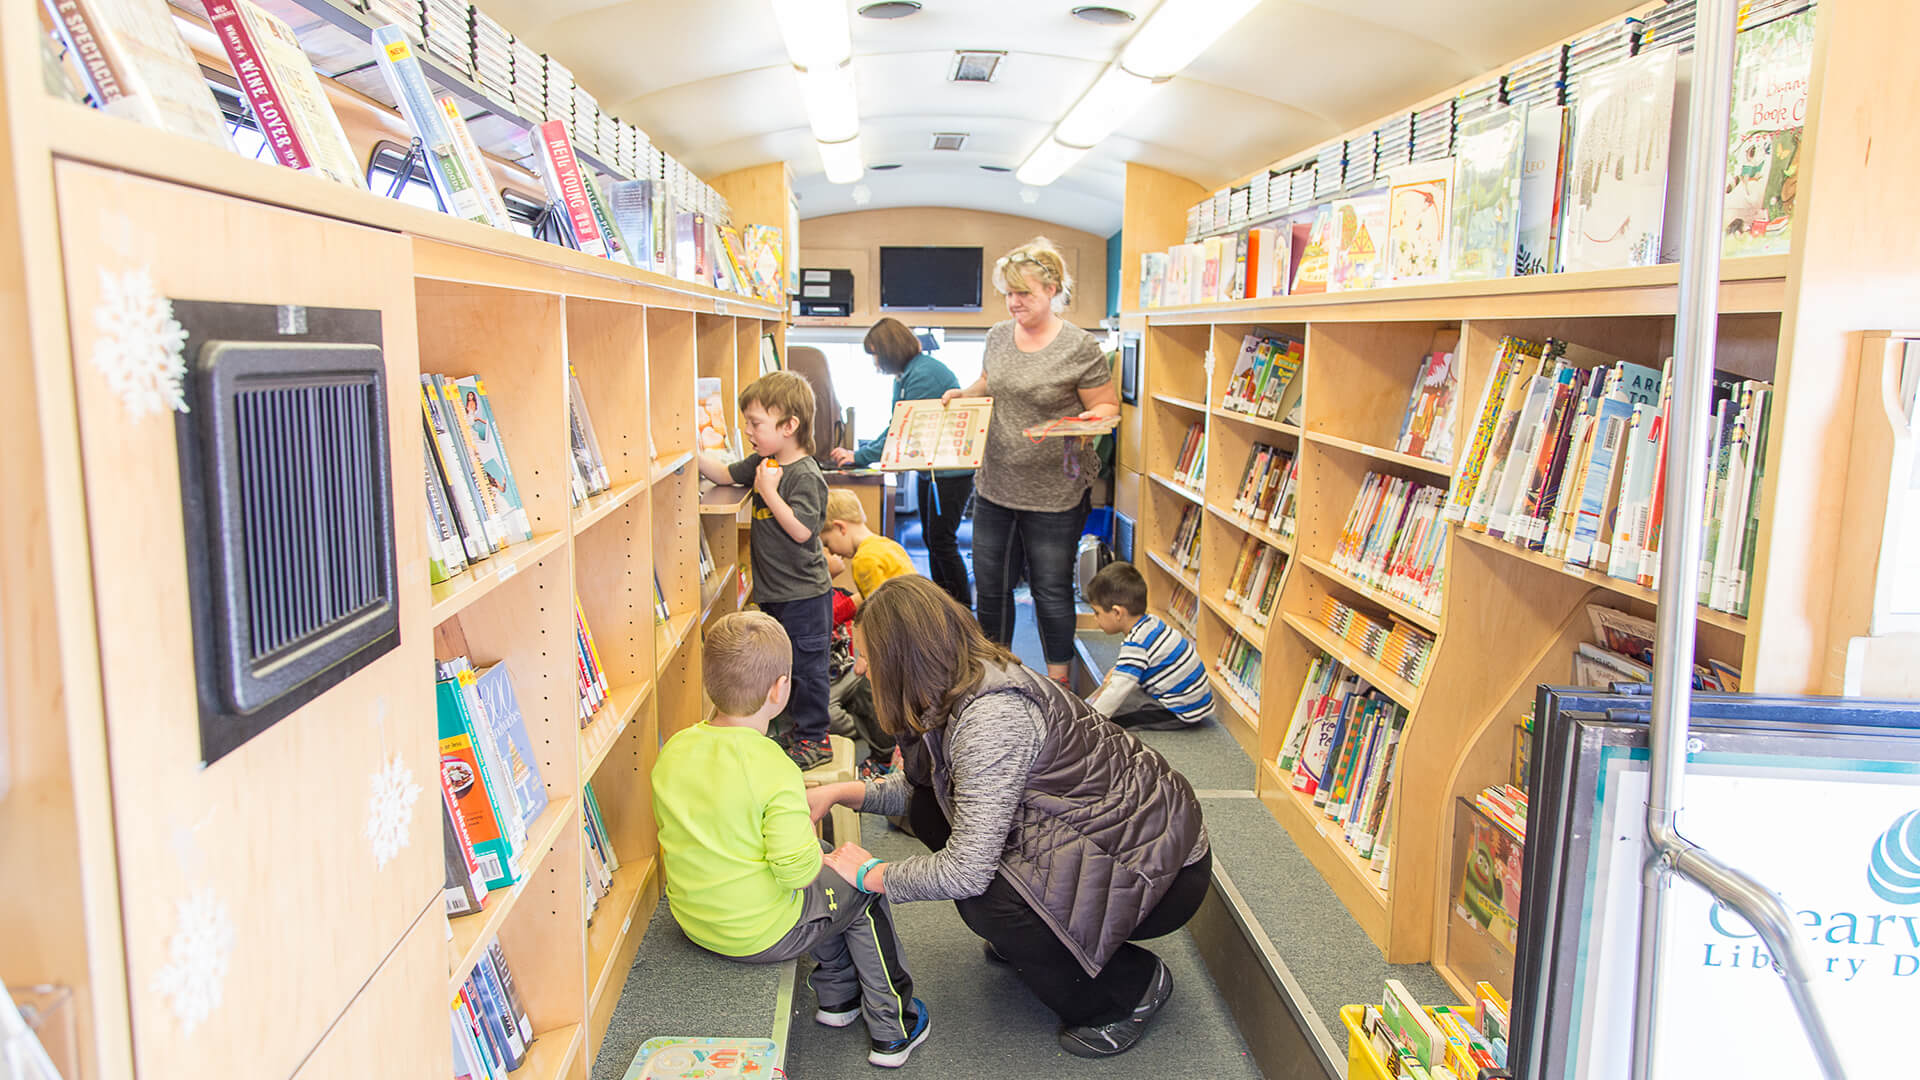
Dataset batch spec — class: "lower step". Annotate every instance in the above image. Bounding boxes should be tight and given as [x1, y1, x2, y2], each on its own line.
[1191, 863, 1345, 1080]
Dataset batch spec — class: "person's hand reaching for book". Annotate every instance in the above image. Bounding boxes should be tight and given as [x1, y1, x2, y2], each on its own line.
[829, 446, 855, 466]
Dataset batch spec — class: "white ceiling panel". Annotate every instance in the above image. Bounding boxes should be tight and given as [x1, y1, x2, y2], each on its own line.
[481, 0, 1652, 234]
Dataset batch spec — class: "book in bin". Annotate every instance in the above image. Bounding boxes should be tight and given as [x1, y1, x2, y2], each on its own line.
[876, 398, 993, 471]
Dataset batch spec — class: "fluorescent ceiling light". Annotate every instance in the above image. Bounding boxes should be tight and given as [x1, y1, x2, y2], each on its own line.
[771, 0, 853, 70]
[1120, 0, 1262, 78]
[1056, 65, 1160, 148]
[1016, 138, 1088, 187]
[798, 62, 860, 143]
[818, 136, 865, 184]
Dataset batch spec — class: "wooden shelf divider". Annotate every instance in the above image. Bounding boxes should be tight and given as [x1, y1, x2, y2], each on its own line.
[571, 479, 650, 535]
[1453, 528, 1747, 633]
[430, 531, 570, 625]
[1148, 470, 1206, 506]
[1211, 406, 1303, 439]
[1304, 430, 1453, 478]
[448, 796, 578, 996]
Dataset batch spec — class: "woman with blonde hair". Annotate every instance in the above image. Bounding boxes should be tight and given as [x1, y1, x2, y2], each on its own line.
[808, 576, 1209, 1058]
[942, 237, 1119, 682]
[831, 317, 972, 607]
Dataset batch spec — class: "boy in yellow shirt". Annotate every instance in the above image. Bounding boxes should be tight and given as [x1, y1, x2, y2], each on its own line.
[652, 612, 928, 1066]
[822, 489, 918, 608]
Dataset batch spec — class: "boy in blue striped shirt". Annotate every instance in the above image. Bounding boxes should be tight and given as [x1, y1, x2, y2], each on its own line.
[1083, 563, 1214, 730]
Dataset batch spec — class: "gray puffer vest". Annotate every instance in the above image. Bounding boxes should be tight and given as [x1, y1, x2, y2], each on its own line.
[922, 661, 1206, 976]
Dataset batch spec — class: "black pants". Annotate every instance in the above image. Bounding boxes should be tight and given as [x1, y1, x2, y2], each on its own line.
[972, 491, 1090, 667]
[916, 471, 974, 609]
[1110, 702, 1191, 731]
[759, 592, 832, 743]
[907, 786, 1212, 1027]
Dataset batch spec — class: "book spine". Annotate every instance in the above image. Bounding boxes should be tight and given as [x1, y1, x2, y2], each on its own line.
[371, 27, 490, 223]
[535, 121, 607, 256]
[204, 2, 312, 171]
[437, 95, 512, 228]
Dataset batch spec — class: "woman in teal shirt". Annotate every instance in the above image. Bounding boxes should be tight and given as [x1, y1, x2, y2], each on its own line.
[830, 318, 973, 607]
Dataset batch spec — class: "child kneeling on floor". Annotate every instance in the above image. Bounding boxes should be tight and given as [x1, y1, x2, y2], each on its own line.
[651, 612, 930, 1067]
[1084, 562, 1215, 730]
[821, 489, 918, 779]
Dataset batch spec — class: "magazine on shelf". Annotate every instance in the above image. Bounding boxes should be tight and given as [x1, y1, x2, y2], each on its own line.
[877, 397, 993, 471]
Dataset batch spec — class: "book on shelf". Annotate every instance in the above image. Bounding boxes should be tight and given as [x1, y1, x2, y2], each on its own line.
[1448, 102, 1528, 281]
[1224, 539, 1287, 626]
[436, 96, 513, 230]
[1316, 595, 1437, 685]
[742, 224, 786, 304]
[1230, 442, 1296, 524]
[1138, 250, 1168, 308]
[1331, 472, 1447, 617]
[1328, 191, 1389, 292]
[1392, 342, 1459, 464]
[876, 398, 993, 471]
[1168, 504, 1203, 573]
[654, 570, 671, 625]
[1560, 48, 1678, 272]
[584, 173, 632, 266]
[1170, 421, 1206, 490]
[47, 0, 234, 149]
[441, 781, 488, 916]
[1385, 159, 1453, 285]
[451, 376, 534, 543]
[581, 781, 622, 923]
[1275, 652, 1408, 866]
[463, 660, 551, 832]
[421, 381, 498, 562]
[696, 377, 738, 458]
[1516, 104, 1570, 275]
[203, 1, 365, 189]
[566, 362, 611, 503]
[1291, 204, 1335, 295]
[1244, 225, 1290, 299]
[575, 594, 609, 723]
[1574, 604, 1742, 691]
[1214, 633, 1263, 710]
[370, 25, 493, 226]
[436, 673, 526, 890]
[422, 448, 467, 585]
[1166, 583, 1200, 633]
[1220, 333, 1304, 419]
[607, 178, 671, 276]
[1456, 798, 1525, 951]
[698, 529, 717, 585]
[451, 938, 535, 1080]
[532, 119, 608, 257]
[1723, 5, 1814, 258]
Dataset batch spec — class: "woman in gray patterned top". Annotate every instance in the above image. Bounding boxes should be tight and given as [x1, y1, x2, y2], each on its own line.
[942, 238, 1119, 683]
[809, 577, 1209, 1058]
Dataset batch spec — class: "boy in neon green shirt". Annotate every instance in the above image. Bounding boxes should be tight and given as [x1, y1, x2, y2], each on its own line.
[652, 612, 929, 1067]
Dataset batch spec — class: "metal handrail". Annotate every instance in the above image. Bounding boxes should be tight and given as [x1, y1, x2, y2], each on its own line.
[1629, 1, 1848, 1077]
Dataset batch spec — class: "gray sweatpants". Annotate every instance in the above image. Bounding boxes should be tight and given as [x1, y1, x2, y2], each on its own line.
[731, 863, 915, 1042]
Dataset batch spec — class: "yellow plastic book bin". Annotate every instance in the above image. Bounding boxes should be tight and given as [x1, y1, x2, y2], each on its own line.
[1341, 1004, 1396, 1080]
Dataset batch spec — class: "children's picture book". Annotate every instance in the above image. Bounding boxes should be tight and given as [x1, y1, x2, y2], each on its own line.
[1456, 815, 1524, 948]
[878, 398, 993, 471]
[694, 377, 736, 458]
[453, 376, 533, 544]
[1328, 191, 1389, 292]
[1290, 206, 1335, 295]
[1722, 5, 1814, 257]
[1023, 415, 1119, 438]
[1448, 103, 1528, 281]
[1561, 49, 1678, 272]
[1516, 105, 1569, 275]
[622, 1036, 779, 1080]
[1385, 160, 1452, 285]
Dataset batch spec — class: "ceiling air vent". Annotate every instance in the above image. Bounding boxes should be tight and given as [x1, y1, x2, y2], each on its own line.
[948, 50, 1005, 83]
[930, 132, 969, 151]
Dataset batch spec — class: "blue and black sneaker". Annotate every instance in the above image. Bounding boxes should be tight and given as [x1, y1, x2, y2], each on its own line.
[868, 998, 930, 1067]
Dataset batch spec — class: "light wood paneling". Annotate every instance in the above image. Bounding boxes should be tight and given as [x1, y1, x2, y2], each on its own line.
[794, 207, 1109, 329]
[1121, 163, 1208, 315]
[53, 162, 438, 1080]
[290, 903, 449, 1080]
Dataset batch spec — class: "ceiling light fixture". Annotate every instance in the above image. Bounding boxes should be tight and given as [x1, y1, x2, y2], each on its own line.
[1019, 0, 1259, 186]
[818, 136, 865, 184]
[869, 163, 904, 170]
[857, 1, 922, 18]
[1119, 0, 1262, 79]
[1015, 138, 1087, 187]
[770, 0, 853, 72]
[797, 62, 860, 143]
[1070, 5, 1136, 26]
[1054, 64, 1159, 148]
[979, 164, 1013, 172]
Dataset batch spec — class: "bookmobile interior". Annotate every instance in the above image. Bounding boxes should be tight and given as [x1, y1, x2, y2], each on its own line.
[3, 0, 1918, 1078]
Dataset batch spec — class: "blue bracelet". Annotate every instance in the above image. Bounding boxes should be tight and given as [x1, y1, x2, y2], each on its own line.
[854, 858, 883, 893]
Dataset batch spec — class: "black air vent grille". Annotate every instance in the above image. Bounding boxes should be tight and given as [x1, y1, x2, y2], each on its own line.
[234, 379, 384, 661]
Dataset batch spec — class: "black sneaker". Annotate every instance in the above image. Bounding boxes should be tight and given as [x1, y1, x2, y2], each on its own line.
[868, 998, 930, 1067]
[815, 998, 860, 1028]
[1057, 958, 1172, 1059]
[788, 737, 833, 772]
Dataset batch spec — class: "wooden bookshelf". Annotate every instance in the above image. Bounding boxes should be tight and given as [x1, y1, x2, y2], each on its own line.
[1212, 406, 1303, 440]
[1150, 391, 1209, 414]
[449, 796, 580, 996]
[573, 479, 650, 535]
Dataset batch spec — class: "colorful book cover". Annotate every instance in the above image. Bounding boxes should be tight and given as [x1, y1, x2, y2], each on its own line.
[1515, 105, 1568, 275]
[607, 178, 658, 270]
[1456, 816, 1524, 948]
[371, 25, 491, 224]
[1328, 191, 1389, 292]
[1722, 7, 1815, 257]
[1561, 49, 1678, 272]
[533, 119, 607, 256]
[204, 1, 361, 186]
[1290, 206, 1335, 295]
[1448, 102, 1528, 281]
[1385, 159, 1452, 285]
[452, 377, 533, 544]
[472, 663, 550, 832]
[422, 381, 495, 558]
[437, 95, 512, 228]
[437, 680, 520, 890]
[743, 223, 786, 303]
[50, 0, 233, 149]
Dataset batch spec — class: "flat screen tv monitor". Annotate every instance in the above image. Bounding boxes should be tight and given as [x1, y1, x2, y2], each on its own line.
[879, 246, 983, 311]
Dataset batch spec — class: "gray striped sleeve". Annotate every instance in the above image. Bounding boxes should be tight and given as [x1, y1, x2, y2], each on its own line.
[873, 692, 1043, 904]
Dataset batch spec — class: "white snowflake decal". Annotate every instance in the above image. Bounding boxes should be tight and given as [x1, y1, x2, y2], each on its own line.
[90, 266, 189, 418]
[364, 752, 423, 870]
[150, 887, 235, 1036]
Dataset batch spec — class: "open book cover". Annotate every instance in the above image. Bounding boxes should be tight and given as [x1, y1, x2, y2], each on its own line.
[878, 397, 992, 471]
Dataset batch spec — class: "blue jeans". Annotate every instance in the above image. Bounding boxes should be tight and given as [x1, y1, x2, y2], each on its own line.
[759, 592, 832, 743]
[972, 492, 1090, 667]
